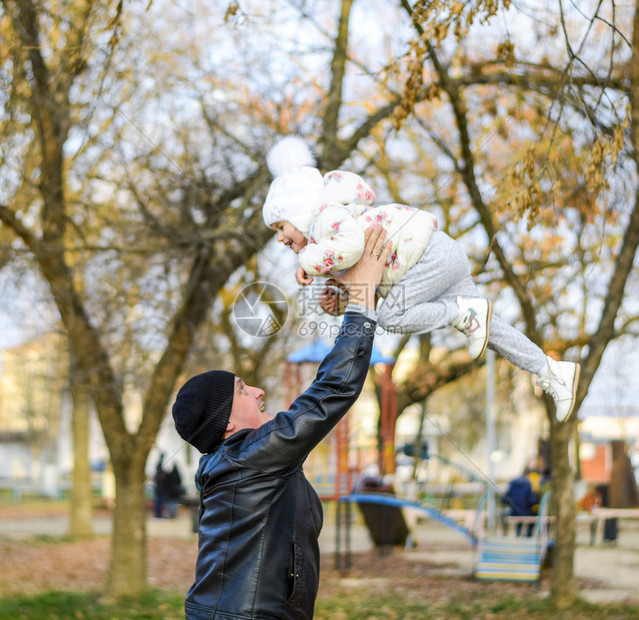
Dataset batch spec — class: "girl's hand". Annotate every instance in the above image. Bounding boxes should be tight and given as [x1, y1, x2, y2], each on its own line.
[296, 266, 314, 285]
[319, 279, 349, 316]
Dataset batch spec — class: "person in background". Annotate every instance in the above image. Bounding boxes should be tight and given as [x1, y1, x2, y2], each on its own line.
[578, 483, 603, 545]
[154, 452, 168, 519]
[502, 469, 538, 537]
[165, 463, 184, 519]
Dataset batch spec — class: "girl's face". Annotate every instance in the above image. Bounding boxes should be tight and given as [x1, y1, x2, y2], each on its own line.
[272, 221, 308, 254]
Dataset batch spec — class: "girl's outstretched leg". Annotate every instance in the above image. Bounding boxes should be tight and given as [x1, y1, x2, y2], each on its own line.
[485, 315, 580, 422]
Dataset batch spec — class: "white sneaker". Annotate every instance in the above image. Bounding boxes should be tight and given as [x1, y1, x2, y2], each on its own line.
[451, 297, 492, 360]
[536, 357, 580, 422]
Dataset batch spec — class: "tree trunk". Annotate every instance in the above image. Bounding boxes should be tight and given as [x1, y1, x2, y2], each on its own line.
[69, 353, 93, 537]
[550, 418, 577, 608]
[104, 455, 148, 600]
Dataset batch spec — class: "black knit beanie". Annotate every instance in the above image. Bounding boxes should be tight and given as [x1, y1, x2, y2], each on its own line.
[172, 370, 236, 453]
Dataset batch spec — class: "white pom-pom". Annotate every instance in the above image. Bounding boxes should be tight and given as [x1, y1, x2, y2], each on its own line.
[267, 136, 316, 177]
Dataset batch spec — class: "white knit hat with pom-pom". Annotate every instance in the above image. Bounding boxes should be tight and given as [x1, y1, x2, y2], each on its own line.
[262, 136, 324, 236]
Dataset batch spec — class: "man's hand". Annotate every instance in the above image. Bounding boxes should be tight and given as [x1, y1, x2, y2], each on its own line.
[333, 225, 390, 311]
[296, 266, 314, 286]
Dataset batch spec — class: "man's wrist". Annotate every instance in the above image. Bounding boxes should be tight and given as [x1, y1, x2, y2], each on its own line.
[341, 282, 376, 310]
[344, 303, 377, 322]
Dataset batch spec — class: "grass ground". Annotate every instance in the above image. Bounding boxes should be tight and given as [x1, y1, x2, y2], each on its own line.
[2, 534, 639, 620]
[1, 587, 639, 620]
[2, 499, 638, 619]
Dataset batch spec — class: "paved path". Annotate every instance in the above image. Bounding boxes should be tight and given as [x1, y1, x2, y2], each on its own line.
[1, 509, 638, 604]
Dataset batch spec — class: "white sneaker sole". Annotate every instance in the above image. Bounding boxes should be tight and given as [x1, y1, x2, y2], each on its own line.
[474, 300, 493, 359]
[558, 362, 581, 422]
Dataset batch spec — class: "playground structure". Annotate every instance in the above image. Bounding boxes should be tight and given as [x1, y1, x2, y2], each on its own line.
[335, 471, 638, 583]
[287, 340, 509, 577]
[334, 489, 554, 584]
[285, 340, 639, 584]
[335, 492, 478, 569]
[472, 491, 552, 582]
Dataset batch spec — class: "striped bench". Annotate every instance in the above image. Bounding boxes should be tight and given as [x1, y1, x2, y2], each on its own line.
[473, 491, 552, 583]
[474, 537, 545, 582]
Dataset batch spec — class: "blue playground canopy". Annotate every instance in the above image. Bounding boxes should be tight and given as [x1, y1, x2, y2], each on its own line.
[287, 339, 395, 365]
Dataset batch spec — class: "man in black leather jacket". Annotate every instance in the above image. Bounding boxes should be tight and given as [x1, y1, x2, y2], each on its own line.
[172, 226, 390, 619]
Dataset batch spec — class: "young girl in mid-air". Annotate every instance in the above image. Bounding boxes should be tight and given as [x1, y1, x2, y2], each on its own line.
[262, 136, 580, 422]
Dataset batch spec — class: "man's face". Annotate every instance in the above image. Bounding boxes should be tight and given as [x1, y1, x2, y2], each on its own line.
[228, 377, 271, 432]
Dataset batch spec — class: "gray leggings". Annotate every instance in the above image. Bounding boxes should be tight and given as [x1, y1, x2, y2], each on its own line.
[377, 231, 547, 375]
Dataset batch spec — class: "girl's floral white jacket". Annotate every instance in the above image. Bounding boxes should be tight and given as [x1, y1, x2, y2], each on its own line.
[299, 171, 438, 297]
